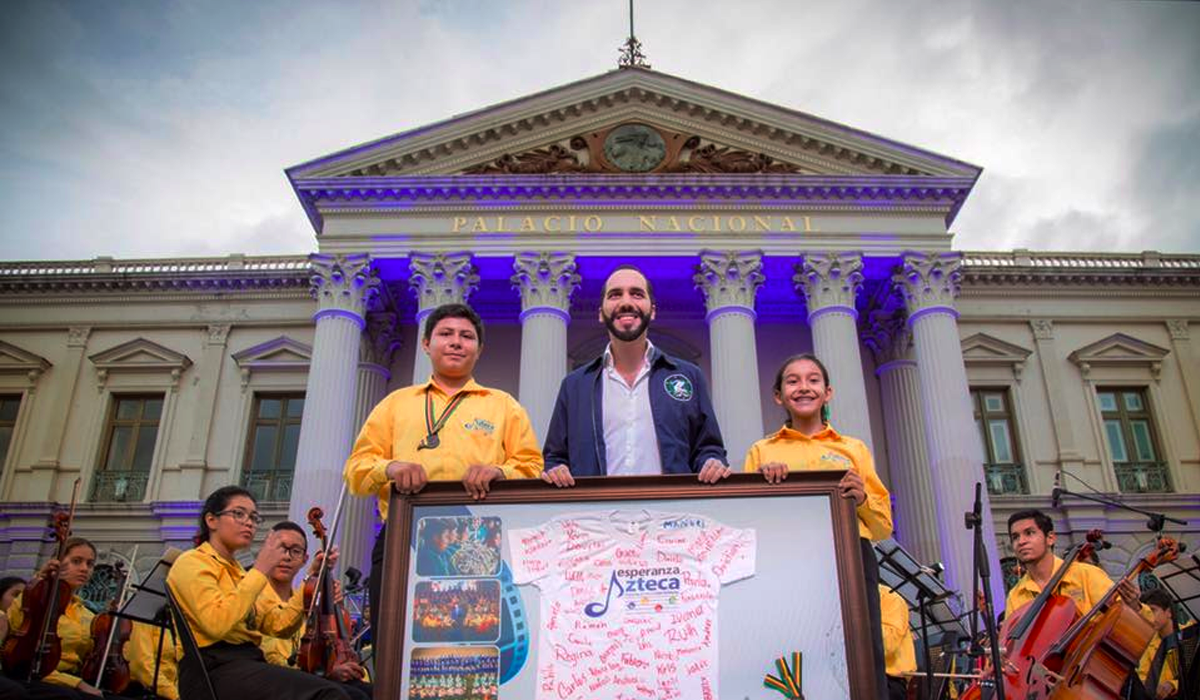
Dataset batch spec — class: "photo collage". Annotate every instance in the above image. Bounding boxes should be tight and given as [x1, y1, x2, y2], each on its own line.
[409, 516, 503, 700]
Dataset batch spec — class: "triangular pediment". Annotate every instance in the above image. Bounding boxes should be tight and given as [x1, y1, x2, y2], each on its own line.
[89, 338, 192, 373]
[288, 69, 979, 181]
[961, 333, 1033, 365]
[232, 336, 312, 371]
[0, 340, 51, 374]
[1068, 333, 1170, 367]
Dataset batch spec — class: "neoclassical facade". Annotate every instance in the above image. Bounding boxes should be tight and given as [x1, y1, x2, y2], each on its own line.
[1, 70, 1197, 609]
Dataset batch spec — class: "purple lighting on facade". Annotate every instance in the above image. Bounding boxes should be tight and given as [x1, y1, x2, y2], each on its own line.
[906, 305, 959, 327]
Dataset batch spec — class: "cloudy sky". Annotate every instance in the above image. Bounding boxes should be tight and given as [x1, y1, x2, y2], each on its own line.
[1, 0, 1196, 261]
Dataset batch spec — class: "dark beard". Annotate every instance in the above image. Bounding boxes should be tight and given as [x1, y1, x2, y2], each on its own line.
[603, 306, 651, 342]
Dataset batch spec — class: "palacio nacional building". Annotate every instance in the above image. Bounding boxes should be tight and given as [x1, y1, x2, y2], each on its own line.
[1, 66, 1196, 607]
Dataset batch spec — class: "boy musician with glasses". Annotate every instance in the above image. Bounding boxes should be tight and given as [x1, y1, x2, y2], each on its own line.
[257, 522, 372, 700]
[343, 303, 543, 634]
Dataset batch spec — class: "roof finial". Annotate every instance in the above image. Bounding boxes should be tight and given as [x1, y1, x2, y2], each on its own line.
[618, 0, 650, 69]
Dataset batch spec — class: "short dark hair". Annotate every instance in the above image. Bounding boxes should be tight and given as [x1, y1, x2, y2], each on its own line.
[272, 520, 308, 546]
[1140, 587, 1174, 612]
[423, 303, 484, 345]
[194, 485, 256, 547]
[1007, 509, 1054, 537]
[602, 264, 655, 305]
[0, 576, 26, 599]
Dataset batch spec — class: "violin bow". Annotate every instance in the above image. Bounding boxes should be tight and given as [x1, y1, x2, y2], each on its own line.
[93, 545, 138, 688]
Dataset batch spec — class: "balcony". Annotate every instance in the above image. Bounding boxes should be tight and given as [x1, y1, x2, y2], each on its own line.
[89, 471, 149, 502]
[1114, 462, 1172, 494]
[242, 471, 293, 502]
[984, 463, 1028, 496]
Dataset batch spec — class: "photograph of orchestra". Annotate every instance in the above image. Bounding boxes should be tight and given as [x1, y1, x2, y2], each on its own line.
[414, 518, 503, 579]
[407, 647, 499, 700]
[411, 580, 501, 645]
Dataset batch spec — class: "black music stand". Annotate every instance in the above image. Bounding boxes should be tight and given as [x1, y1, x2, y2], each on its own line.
[1155, 553, 1200, 700]
[876, 538, 967, 700]
[122, 551, 218, 700]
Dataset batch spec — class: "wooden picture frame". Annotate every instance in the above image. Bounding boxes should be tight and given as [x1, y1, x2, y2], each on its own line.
[376, 472, 878, 699]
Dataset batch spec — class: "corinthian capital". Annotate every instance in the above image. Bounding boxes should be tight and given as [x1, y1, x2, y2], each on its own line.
[893, 252, 962, 317]
[362, 312, 402, 367]
[511, 252, 581, 319]
[693, 251, 764, 319]
[861, 308, 912, 366]
[409, 252, 479, 314]
[309, 253, 378, 324]
[794, 252, 864, 320]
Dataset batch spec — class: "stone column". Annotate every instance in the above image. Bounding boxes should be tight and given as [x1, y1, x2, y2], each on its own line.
[288, 254, 378, 527]
[795, 252, 873, 452]
[30, 327, 90, 499]
[863, 308, 938, 564]
[512, 252, 580, 442]
[176, 324, 230, 500]
[339, 311, 401, 577]
[1166, 320, 1200, 436]
[694, 251, 765, 468]
[409, 253, 479, 384]
[894, 252, 1003, 606]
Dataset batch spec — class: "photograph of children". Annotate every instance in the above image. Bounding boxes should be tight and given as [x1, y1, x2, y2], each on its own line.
[412, 579, 501, 644]
[408, 646, 499, 700]
[415, 516, 502, 577]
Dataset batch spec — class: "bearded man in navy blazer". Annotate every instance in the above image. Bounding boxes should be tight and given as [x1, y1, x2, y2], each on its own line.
[541, 264, 731, 486]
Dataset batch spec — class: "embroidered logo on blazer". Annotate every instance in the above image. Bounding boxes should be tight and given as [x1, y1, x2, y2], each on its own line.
[664, 374, 694, 402]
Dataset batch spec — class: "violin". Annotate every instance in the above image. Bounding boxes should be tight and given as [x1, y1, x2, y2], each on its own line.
[79, 557, 134, 694]
[296, 504, 359, 679]
[1044, 537, 1181, 699]
[1, 478, 81, 681]
[959, 529, 1107, 700]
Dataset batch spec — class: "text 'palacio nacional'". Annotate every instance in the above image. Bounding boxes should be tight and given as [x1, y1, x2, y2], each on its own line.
[1, 68, 1197, 603]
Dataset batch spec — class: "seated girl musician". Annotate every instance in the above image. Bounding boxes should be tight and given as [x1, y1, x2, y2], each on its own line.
[4, 537, 103, 700]
[166, 485, 351, 700]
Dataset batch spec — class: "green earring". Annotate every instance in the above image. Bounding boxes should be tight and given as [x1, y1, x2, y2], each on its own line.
[821, 405, 831, 423]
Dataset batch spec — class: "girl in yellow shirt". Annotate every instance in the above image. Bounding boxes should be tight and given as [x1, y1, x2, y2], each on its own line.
[4, 537, 100, 699]
[167, 485, 350, 700]
[744, 353, 893, 700]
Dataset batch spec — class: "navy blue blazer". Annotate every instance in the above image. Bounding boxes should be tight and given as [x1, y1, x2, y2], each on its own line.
[542, 346, 727, 475]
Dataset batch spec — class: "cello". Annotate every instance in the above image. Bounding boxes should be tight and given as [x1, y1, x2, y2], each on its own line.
[959, 529, 1107, 700]
[1, 478, 81, 681]
[80, 549, 137, 694]
[296, 500, 359, 680]
[1043, 537, 1181, 699]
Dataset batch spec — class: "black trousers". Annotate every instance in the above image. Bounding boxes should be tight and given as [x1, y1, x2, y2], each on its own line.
[886, 675, 908, 700]
[861, 537, 889, 700]
[177, 642, 350, 700]
[368, 524, 387, 636]
[0, 675, 85, 700]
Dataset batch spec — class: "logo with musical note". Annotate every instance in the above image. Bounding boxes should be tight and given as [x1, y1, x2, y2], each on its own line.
[583, 568, 682, 618]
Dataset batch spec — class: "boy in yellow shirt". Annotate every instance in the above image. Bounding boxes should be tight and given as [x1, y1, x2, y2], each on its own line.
[343, 303, 542, 634]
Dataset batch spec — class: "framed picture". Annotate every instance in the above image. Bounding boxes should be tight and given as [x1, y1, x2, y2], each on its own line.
[376, 472, 877, 700]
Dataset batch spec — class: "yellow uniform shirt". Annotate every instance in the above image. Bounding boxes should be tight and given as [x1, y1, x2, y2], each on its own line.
[166, 541, 305, 648]
[743, 424, 893, 541]
[1137, 620, 1194, 697]
[6, 593, 94, 689]
[124, 620, 182, 700]
[344, 378, 543, 521]
[879, 585, 917, 678]
[1004, 556, 1115, 616]
[258, 583, 304, 668]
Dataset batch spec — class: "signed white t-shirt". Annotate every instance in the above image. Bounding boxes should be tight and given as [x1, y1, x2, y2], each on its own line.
[509, 511, 756, 700]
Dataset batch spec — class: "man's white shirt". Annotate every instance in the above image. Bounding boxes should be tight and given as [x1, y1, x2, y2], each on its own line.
[601, 341, 662, 476]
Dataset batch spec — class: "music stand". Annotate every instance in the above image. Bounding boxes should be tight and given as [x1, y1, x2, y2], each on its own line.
[876, 539, 968, 700]
[122, 551, 218, 700]
[1155, 552, 1200, 700]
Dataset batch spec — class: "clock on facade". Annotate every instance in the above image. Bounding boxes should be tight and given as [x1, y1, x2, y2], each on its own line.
[602, 123, 667, 172]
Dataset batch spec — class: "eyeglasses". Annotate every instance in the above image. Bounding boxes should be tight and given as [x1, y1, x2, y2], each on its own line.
[281, 545, 307, 560]
[216, 508, 264, 526]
